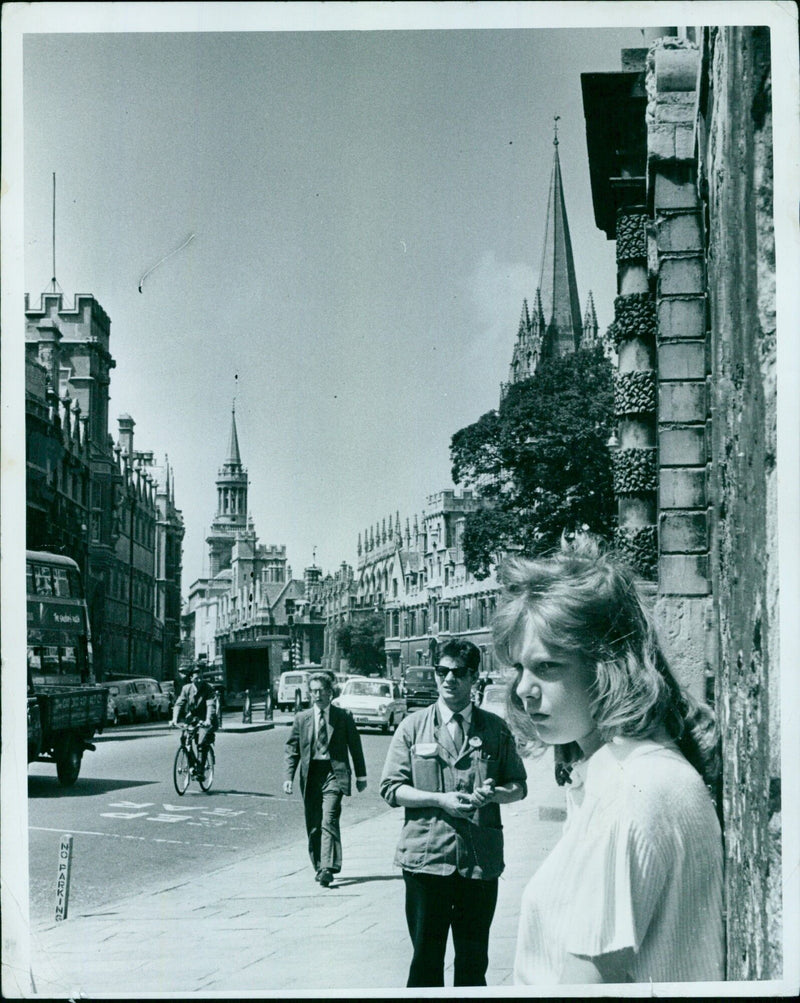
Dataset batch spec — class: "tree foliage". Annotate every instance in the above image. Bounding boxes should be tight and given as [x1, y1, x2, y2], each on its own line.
[336, 613, 386, 674]
[450, 346, 616, 577]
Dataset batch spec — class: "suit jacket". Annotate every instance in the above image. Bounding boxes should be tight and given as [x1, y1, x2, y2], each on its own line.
[284, 704, 367, 797]
[379, 702, 527, 879]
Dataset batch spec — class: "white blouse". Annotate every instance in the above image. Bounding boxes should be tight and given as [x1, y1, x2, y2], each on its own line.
[514, 737, 724, 985]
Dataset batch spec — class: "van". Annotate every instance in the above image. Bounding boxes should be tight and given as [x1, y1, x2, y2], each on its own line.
[403, 666, 439, 710]
[276, 668, 314, 712]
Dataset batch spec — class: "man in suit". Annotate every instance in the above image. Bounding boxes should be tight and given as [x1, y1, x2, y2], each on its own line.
[380, 638, 527, 987]
[284, 671, 367, 887]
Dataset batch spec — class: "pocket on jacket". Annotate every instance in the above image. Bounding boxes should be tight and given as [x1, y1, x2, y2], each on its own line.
[410, 746, 442, 792]
[473, 753, 500, 787]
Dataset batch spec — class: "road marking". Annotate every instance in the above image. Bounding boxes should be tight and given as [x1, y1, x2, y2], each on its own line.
[100, 811, 150, 819]
[108, 801, 155, 808]
[147, 814, 190, 824]
[161, 804, 206, 812]
[30, 826, 237, 849]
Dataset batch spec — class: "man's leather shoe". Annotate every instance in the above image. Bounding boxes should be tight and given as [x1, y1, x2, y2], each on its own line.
[318, 869, 333, 887]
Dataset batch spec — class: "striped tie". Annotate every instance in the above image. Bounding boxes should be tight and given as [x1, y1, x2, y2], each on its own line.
[316, 712, 329, 757]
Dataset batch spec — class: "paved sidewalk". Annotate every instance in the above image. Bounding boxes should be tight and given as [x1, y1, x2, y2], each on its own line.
[28, 752, 565, 996]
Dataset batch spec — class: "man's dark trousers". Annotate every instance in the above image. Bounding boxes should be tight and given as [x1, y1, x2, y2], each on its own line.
[403, 869, 499, 987]
[305, 760, 343, 874]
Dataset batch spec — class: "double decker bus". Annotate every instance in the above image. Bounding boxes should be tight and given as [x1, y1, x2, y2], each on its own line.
[26, 550, 93, 687]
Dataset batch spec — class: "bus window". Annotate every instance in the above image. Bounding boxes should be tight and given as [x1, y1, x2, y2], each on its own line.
[61, 646, 78, 674]
[28, 647, 42, 672]
[26, 564, 34, 596]
[52, 567, 71, 598]
[33, 564, 54, 595]
[42, 646, 60, 672]
[67, 569, 82, 598]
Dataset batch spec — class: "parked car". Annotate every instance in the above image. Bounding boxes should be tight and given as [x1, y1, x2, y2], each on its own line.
[480, 683, 510, 721]
[403, 666, 438, 710]
[105, 680, 139, 722]
[333, 677, 406, 733]
[105, 678, 171, 722]
[133, 678, 172, 720]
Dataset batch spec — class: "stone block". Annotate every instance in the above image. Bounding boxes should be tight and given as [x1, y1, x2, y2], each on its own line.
[675, 124, 696, 160]
[658, 341, 705, 379]
[655, 212, 703, 253]
[657, 296, 706, 338]
[659, 426, 706, 466]
[653, 596, 711, 699]
[659, 467, 707, 508]
[654, 47, 701, 93]
[649, 122, 675, 160]
[619, 417, 656, 449]
[618, 339, 655, 373]
[659, 511, 709, 552]
[655, 94, 697, 124]
[659, 554, 711, 595]
[653, 171, 699, 209]
[659, 256, 705, 296]
[659, 381, 707, 422]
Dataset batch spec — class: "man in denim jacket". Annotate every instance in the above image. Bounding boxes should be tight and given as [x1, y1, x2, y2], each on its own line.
[380, 638, 527, 987]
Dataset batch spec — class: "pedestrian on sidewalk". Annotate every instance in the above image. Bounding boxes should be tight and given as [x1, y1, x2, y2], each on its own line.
[283, 671, 367, 887]
[496, 534, 723, 986]
[380, 638, 527, 988]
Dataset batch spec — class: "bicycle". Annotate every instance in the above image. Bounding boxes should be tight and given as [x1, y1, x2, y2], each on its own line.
[173, 720, 215, 795]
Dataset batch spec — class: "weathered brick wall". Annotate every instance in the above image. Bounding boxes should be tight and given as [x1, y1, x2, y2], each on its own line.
[702, 26, 780, 979]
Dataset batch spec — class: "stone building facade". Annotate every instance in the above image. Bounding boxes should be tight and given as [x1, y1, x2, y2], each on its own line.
[582, 26, 780, 979]
[350, 494, 500, 680]
[25, 292, 183, 682]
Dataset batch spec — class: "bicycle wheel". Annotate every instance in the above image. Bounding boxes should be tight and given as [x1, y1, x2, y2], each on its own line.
[173, 745, 191, 795]
[198, 746, 215, 792]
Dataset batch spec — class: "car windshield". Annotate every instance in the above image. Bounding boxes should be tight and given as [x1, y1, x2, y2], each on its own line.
[345, 681, 391, 698]
[406, 670, 434, 685]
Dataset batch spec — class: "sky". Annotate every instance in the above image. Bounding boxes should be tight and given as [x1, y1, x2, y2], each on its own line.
[19, 9, 648, 588]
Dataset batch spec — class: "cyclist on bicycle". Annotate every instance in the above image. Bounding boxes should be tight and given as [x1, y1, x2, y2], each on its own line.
[170, 663, 217, 776]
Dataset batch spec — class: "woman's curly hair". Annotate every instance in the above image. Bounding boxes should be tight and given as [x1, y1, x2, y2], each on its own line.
[493, 534, 721, 800]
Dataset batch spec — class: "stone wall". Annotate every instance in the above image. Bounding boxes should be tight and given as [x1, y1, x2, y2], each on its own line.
[701, 26, 780, 979]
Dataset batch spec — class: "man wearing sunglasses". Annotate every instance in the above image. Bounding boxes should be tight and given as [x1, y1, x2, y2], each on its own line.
[380, 638, 527, 987]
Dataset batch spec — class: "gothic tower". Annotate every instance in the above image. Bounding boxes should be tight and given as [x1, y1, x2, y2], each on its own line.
[206, 405, 249, 576]
[505, 120, 597, 394]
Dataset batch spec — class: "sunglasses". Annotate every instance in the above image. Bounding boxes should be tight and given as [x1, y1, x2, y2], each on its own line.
[434, 664, 471, 679]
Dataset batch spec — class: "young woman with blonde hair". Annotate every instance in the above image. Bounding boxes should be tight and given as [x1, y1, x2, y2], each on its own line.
[494, 534, 724, 985]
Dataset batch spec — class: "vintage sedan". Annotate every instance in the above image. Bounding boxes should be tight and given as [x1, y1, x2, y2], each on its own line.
[333, 678, 406, 733]
[480, 683, 510, 721]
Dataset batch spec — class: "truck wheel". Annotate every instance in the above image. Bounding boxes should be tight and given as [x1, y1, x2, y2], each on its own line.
[56, 737, 83, 786]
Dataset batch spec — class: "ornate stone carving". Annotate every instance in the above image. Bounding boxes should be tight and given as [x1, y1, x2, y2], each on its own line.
[614, 370, 657, 416]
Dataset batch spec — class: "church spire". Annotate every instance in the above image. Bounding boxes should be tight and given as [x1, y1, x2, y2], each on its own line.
[226, 402, 242, 467]
[537, 119, 583, 361]
[581, 290, 599, 347]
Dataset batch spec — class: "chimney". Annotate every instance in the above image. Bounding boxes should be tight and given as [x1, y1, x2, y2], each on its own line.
[118, 414, 135, 457]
